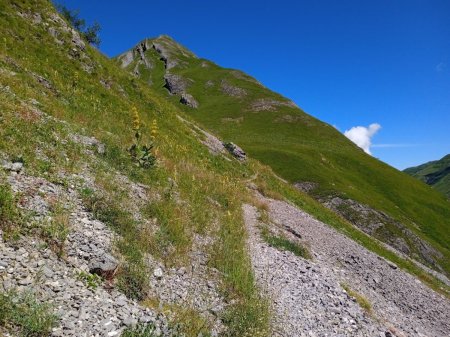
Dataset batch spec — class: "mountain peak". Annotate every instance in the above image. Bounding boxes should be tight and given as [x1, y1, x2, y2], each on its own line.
[117, 35, 196, 70]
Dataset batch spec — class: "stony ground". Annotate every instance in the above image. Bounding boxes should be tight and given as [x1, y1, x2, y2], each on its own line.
[244, 193, 450, 337]
[0, 128, 225, 336]
[0, 170, 170, 337]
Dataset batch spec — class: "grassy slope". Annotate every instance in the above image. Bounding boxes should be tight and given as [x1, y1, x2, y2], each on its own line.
[404, 154, 450, 198]
[0, 2, 270, 335]
[118, 36, 450, 275]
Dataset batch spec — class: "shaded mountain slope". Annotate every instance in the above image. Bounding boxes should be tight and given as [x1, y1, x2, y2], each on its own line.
[404, 154, 450, 199]
[117, 36, 450, 275]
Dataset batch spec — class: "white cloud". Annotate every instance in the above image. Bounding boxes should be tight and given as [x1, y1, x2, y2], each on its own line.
[344, 123, 381, 155]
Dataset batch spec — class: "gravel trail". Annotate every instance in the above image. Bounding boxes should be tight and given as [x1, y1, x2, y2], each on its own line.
[244, 194, 450, 337]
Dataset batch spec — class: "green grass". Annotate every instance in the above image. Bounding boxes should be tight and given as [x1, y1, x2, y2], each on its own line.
[0, 290, 58, 337]
[121, 324, 158, 337]
[0, 184, 19, 227]
[123, 36, 450, 276]
[261, 226, 312, 259]
[340, 283, 373, 316]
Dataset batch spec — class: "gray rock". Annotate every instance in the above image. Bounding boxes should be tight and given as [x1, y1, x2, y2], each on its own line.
[89, 253, 118, 277]
[293, 181, 319, 193]
[321, 196, 444, 272]
[249, 98, 298, 112]
[3, 162, 23, 172]
[223, 142, 246, 161]
[123, 317, 137, 327]
[180, 93, 199, 108]
[96, 143, 106, 155]
[163, 73, 190, 95]
[153, 267, 163, 279]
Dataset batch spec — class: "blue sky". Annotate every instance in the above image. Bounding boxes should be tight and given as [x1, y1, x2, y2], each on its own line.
[57, 0, 450, 169]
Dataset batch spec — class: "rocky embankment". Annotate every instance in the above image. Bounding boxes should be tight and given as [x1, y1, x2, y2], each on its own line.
[0, 126, 225, 336]
[244, 193, 450, 337]
[0, 170, 170, 337]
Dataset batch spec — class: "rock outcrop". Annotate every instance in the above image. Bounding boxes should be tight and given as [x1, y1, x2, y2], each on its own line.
[223, 142, 246, 161]
[180, 93, 199, 108]
[322, 196, 444, 271]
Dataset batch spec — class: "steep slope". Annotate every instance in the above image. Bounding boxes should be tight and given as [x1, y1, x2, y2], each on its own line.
[404, 154, 450, 198]
[117, 36, 450, 276]
[1, 2, 449, 336]
[0, 2, 273, 336]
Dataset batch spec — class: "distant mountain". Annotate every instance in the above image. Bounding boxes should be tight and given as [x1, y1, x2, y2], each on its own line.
[117, 36, 450, 275]
[404, 154, 450, 198]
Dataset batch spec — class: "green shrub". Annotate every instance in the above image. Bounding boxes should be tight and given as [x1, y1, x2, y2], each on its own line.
[40, 216, 69, 257]
[55, 4, 101, 46]
[117, 261, 149, 301]
[0, 290, 58, 337]
[221, 295, 269, 337]
[76, 271, 102, 290]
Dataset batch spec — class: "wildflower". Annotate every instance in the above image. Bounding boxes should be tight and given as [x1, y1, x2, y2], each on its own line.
[132, 106, 140, 132]
[150, 119, 158, 141]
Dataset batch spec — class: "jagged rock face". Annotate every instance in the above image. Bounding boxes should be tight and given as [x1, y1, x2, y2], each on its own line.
[119, 50, 134, 68]
[322, 196, 444, 270]
[117, 41, 153, 74]
[163, 74, 200, 108]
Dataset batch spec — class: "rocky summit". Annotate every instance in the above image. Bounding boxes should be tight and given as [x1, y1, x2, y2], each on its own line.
[0, 1, 449, 337]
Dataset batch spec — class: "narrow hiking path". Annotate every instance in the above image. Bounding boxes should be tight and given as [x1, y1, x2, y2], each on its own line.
[244, 194, 450, 337]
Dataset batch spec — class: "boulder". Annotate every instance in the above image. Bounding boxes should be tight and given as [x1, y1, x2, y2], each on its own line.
[180, 93, 199, 108]
[89, 253, 118, 279]
[223, 142, 246, 161]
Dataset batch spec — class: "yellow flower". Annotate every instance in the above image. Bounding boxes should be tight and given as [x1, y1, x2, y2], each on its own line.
[132, 106, 140, 131]
[150, 119, 158, 140]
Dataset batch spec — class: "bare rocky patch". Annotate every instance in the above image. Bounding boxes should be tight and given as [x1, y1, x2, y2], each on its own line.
[220, 80, 247, 98]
